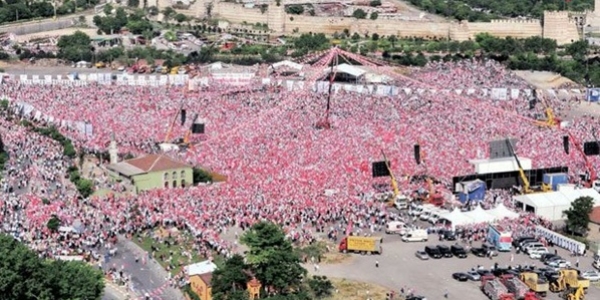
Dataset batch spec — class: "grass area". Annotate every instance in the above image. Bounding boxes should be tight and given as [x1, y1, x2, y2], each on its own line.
[91, 188, 114, 197]
[326, 278, 391, 300]
[134, 229, 212, 276]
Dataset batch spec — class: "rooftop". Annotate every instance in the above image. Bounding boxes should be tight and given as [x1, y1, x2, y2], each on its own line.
[590, 206, 600, 224]
[107, 154, 190, 176]
[184, 260, 218, 276]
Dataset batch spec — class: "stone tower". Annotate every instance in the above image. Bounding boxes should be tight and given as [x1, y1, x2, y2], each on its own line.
[109, 133, 119, 164]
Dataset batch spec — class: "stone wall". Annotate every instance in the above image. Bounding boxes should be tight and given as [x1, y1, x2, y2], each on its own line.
[198, 2, 581, 43]
[0, 18, 78, 35]
[543, 11, 580, 45]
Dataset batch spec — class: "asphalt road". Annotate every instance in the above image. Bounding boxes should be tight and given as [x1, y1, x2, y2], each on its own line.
[105, 237, 184, 300]
[309, 232, 600, 300]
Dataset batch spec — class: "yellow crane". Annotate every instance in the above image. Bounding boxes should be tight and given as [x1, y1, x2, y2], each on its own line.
[381, 150, 401, 207]
[505, 139, 551, 194]
[534, 91, 559, 128]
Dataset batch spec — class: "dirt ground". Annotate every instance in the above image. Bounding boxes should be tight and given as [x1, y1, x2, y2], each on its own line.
[327, 278, 391, 300]
[514, 70, 575, 89]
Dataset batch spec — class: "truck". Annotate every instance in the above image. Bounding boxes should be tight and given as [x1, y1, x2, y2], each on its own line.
[338, 236, 382, 255]
[385, 221, 408, 235]
[481, 275, 515, 300]
[499, 274, 529, 299]
[519, 272, 548, 297]
[549, 269, 589, 292]
[487, 225, 513, 252]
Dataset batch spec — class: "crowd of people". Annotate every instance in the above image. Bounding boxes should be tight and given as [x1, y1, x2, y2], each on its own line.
[0, 58, 597, 296]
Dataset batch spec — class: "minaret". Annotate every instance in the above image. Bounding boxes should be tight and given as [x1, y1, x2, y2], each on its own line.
[109, 133, 119, 164]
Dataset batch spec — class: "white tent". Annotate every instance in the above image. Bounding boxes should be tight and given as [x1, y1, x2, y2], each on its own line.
[440, 208, 474, 227]
[462, 205, 495, 223]
[487, 203, 519, 220]
[514, 188, 600, 221]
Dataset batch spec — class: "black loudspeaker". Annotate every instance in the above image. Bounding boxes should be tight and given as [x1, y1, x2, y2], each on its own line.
[414, 144, 421, 164]
[584, 141, 600, 156]
[563, 136, 569, 154]
[181, 109, 186, 126]
[192, 123, 205, 134]
[529, 98, 536, 110]
[372, 161, 391, 177]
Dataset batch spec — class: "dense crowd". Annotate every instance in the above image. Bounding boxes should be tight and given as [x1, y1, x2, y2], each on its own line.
[0, 58, 595, 295]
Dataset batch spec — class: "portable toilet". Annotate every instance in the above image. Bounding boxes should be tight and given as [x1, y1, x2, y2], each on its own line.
[543, 173, 568, 191]
[457, 179, 486, 204]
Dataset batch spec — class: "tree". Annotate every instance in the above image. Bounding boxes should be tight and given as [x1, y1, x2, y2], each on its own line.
[76, 178, 94, 198]
[47, 214, 61, 232]
[211, 255, 251, 300]
[103, 3, 113, 15]
[147, 5, 159, 16]
[307, 276, 334, 299]
[127, 0, 140, 7]
[174, 13, 187, 23]
[564, 196, 594, 233]
[57, 31, 92, 62]
[286, 4, 304, 15]
[370, 0, 382, 6]
[192, 167, 212, 184]
[370, 12, 379, 20]
[241, 222, 306, 294]
[0, 234, 105, 300]
[294, 33, 330, 52]
[162, 7, 176, 21]
[352, 9, 367, 19]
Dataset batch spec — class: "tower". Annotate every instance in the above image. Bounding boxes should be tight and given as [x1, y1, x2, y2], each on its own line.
[109, 133, 119, 164]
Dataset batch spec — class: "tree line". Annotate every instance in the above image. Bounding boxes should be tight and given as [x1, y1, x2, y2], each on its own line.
[0, 0, 100, 24]
[407, 0, 593, 21]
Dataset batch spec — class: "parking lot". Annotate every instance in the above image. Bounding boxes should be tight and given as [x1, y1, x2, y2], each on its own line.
[312, 233, 600, 300]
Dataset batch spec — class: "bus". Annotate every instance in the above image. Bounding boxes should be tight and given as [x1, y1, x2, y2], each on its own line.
[487, 225, 512, 252]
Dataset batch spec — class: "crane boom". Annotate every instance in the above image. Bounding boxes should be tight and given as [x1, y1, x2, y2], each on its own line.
[164, 103, 184, 143]
[381, 150, 399, 207]
[568, 132, 597, 187]
[506, 139, 532, 194]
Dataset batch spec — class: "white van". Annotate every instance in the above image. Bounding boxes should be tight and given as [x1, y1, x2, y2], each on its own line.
[394, 195, 409, 210]
[401, 229, 428, 242]
[529, 248, 549, 259]
[428, 209, 447, 224]
[385, 221, 407, 234]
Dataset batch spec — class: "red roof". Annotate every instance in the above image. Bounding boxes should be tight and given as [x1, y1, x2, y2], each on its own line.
[199, 273, 213, 287]
[589, 207, 600, 225]
[124, 154, 190, 173]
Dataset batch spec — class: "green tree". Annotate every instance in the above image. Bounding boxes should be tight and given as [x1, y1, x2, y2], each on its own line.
[211, 255, 251, 300]
[294, 33, 330, 51]
[162, 7, 176, 21]
[192, 167, 212, 184]
[57, 31, 92, 62]
[370, 0, 382, 6]
[370, 12, 379, 20]
[241, 222, 306, 294]
[307, 276, 334, 299]
[76, 178, 94, 198]
[147, 5, 159, 16]
[563, 196, 594, 233]
[352, 9, 367, 19]
[103, 3, 113, 15]
[127, 0, 140, 7]
[285, 4, 304, 15]
[174, 13, 187, 23]
[0, 234, 105, 300]
[47, 214, 61, 232]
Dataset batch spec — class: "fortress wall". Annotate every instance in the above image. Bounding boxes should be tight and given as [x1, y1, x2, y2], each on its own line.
[543, 11, 580, 45]
[285, 15, 451, 38]
[468, 20, 542, 39]
[214, 3, 270, 25]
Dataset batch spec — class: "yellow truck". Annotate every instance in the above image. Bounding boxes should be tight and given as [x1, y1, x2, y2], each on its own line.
[520, 272, 548, 297]
[338, 236, 382, 255]
[550, 269, 589, 292]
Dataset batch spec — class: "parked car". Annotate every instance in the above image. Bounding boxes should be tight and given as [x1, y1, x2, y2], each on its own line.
[466, 271, 481, 281]
[440, 230, 456, 241]
[546, 259, 571, 268]
[523, 242, 545, 254]
[452, 272, 469, 281]
[482, 244, 498, 257]
[451, 244, 468, 258]
[437, 245, 453, 258]
[540, 253, 560, 263]
[513, 236, 536, 248]
[581, 270, 600, 282]
[471, 247, 487, 257]
[529, 248, 549, 259]
[415, 251, 429, 260]
[476, 269, 494, 277]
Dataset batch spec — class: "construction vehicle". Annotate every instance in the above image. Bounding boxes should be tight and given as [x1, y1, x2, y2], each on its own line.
[534, 92, 560, 128]
[562, 285, 585, 300]
[380, 150, 407, 208]
[170, 66, 180, 75]
[505, 139, 551, 194]
[481, 275, 515, 300]
[95, 62, 106, 68]
[338, 236, 382, 254]
[424, 177, 444, 206]
[520, 272, 548, 297]
[550, 269, 589, 293]
[499, 274, 529, 299]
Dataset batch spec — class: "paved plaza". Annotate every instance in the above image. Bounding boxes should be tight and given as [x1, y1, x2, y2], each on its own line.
[309, 233, 599, 300]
